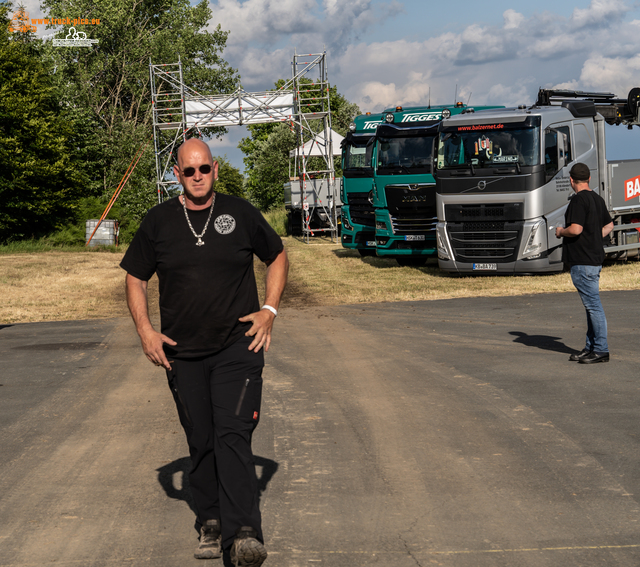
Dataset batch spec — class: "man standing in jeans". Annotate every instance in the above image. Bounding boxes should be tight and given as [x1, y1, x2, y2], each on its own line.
[556, 162, 614, 364]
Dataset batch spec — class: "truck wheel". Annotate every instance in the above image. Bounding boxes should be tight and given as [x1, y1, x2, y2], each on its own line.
[288, 212, 302, 236]
[396, 257, 427, 267]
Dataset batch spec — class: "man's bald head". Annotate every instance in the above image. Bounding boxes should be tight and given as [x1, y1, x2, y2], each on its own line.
[173, 138, 219, 209]
[176, 138, 213, 166]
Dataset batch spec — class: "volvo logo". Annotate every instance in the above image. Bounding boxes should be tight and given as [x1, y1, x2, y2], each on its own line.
[477, 180, 487, 190]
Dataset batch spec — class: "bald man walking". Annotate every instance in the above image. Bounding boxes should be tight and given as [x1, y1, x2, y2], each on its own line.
[121, 138, 288, 565]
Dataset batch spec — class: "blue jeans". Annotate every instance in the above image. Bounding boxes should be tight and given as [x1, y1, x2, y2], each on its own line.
[570, 265, 608, 353]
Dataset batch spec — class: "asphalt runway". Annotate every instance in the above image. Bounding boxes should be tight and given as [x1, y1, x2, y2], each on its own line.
[1, 290, 640, 566]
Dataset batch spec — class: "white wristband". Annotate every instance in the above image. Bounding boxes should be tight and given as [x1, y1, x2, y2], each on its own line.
[261, 305, 278, 317]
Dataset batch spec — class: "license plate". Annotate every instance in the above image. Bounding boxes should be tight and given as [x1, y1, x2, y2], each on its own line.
[366, 240, 376, 247]
[473, 263, 498, 271]
[404, 235, 425, 241]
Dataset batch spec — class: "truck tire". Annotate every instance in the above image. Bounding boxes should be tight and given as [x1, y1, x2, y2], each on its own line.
[287, 212, 302, 236]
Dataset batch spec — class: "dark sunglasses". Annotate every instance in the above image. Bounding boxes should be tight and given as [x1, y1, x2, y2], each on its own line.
[181, 164, 212, 177]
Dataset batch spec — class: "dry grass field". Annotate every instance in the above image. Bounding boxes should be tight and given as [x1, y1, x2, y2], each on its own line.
[1, 237, 639, 324]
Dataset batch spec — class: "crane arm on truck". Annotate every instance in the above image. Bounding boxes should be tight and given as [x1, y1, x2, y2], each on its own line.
[535, 88, 640, 127]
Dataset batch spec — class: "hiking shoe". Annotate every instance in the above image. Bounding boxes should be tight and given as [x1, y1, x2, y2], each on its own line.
[230, 526, 267, 567]
[194, 519, 222, 560]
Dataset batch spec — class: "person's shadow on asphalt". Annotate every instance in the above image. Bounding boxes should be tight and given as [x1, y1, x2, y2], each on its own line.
[509, 331, 575, 355]
[156, 455, 279, 565]
[157, 455, 279, 513]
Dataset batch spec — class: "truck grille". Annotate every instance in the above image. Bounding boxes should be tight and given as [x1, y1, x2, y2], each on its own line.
[447, 221, 523, 262]
[444, 203, 524, 263]
[444, 203, 523, 222]
[348, 192, 375, 227]
[390, 213, 437, 235]
[385, 184, 436, 235]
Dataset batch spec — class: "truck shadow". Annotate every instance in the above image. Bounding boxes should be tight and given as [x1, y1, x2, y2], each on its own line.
[156, 455, 279, 517]
[509, 331, 575, 355]
[333, 248, 449, 272]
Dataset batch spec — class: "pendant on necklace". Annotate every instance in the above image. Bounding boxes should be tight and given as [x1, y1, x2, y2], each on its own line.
[196, 238, 205, 246]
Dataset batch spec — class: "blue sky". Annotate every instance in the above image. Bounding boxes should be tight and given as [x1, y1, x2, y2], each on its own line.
[23, 0, 640, 171]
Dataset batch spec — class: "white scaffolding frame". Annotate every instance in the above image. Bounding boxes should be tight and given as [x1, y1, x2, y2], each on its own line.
[149, 51, 338, 241]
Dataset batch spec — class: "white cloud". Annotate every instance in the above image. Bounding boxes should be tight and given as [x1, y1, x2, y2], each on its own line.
[578, 55, 640, 96]
[210, 0, 319, 47]
[503, 9, 525, 29]
[571, 0, 630, 29]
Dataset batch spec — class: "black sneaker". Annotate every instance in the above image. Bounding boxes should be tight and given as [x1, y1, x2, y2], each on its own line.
[569, 348, 591, 361]
[230, 526, 267, 567]
[579, 351, 610, 364]
[194, 519, 222, 560]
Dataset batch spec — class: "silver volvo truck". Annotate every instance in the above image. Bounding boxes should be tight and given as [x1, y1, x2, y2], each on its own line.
[435, 88, 640, 274]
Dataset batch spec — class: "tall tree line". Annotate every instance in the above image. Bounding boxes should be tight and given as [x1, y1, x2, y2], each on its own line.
[0, 0, 240, 243]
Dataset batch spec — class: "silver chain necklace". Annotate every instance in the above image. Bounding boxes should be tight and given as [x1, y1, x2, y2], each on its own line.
[182, 192, 215, 246]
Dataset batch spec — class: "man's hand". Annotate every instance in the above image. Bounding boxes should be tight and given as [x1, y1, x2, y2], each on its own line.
[125, 273, 176, 370]
[139, 327, 177, 370]
[239, 309, 276, 353]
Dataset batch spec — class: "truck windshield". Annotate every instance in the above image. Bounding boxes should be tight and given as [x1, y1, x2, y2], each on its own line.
[342, 135, 373, 178]
[376, 134, 435, 175]
[437, 118, 541, 169]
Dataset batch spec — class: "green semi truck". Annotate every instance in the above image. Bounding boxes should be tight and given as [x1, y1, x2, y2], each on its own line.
[340, 111, 385, 256]
[341, 104, 502, 264]
[372, 104, 502, 266]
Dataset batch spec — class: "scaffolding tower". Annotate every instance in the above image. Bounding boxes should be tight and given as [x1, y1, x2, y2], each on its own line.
[149, 51, 338, 241]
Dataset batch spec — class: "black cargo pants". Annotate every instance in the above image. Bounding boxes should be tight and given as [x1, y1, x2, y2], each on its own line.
[166, 335, 264, 549]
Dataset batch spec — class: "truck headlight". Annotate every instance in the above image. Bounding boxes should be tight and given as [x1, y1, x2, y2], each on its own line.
[376, 221, 386, 230]
[523, 220, 545, 258]
[342, 215, 352, 231]
[436, 223, 451, 260]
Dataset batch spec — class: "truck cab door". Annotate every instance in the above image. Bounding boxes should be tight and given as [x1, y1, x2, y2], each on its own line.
[544, 129, 569, 182]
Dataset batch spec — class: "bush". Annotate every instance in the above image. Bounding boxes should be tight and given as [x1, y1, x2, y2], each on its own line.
[263, 207, 288, 237]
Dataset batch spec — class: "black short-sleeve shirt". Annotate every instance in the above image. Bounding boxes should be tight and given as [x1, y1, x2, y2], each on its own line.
[562, 189, 613, 267]
[120, 194, 284, 358]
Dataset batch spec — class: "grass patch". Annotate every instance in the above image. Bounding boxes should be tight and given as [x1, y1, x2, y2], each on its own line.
[0, 249, 156, 324]
[2, 235, 639, 324]
[277, 236, 640, 306]
[262, 207, 288, 237]
[0, 240, 125, 255]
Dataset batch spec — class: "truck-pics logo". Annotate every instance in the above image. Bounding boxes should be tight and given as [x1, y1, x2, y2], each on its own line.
[8, 8, 36, 32]
[53, 26, 99, 47]
[625, 174, 640, 201]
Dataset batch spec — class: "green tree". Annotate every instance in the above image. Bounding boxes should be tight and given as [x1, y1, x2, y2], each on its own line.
[239, 81, 360, 211]
[41, 0, 240, 227]
[214, 155, 245, 199]
[0, 3, 85, 242]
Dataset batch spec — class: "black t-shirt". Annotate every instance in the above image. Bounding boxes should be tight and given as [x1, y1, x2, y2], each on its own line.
[120, 194, 284, 358]
[562, 189, 613, 267]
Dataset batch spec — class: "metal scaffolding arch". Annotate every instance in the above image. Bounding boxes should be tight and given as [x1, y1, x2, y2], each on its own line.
[149, 51, 338, 241]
